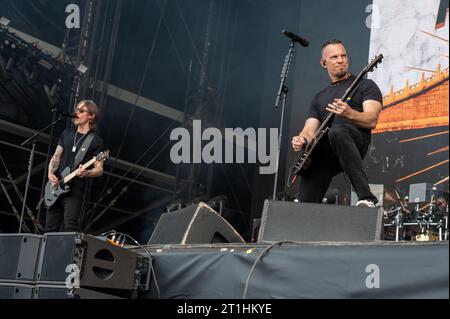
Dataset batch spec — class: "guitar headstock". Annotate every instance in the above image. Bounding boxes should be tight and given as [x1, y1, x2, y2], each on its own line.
[96, 150, 110, 162]
[365, 54, 384, 73]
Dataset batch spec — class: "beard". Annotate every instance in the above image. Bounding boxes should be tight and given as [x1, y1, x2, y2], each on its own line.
[335, 69, 348, 79]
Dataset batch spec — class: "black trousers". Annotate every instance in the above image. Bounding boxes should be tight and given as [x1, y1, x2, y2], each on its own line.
[298, 124, 378, 204]
[45, 187, 83, 232]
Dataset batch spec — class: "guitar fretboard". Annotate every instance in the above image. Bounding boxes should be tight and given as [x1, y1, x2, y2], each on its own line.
[63, 157, 97, 184]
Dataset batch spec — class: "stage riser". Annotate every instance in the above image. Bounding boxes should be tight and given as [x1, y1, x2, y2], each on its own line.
[140, 242, 449, 299]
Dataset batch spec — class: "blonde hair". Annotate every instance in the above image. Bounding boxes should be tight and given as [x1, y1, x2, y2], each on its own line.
[75, 100, 99, 130]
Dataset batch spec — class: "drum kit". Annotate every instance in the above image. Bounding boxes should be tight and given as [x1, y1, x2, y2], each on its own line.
[383, 187, 449, 242]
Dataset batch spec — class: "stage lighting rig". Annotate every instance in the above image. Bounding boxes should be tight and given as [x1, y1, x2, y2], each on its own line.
[1, 25, 84, 111]
[0, 23, 77, 85]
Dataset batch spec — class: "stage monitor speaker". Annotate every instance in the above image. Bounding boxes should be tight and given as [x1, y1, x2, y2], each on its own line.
[257, 200, 383, 243]
[0, 234, 42, 282]
[148, 202, 245, 245]
[351, 184, 384, 206]
[36, 233, 150, 293]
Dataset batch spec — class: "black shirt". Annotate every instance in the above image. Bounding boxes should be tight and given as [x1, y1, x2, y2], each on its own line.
[57, 128, 105, 188]
[308, 75, 383, 136]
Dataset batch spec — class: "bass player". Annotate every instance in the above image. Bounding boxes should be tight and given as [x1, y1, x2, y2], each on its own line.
[291, 39, 383, 207]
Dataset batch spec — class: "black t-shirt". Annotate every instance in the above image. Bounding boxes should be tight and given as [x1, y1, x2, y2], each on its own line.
[308, 75, 383, 136]
[57, 128, 105, 188]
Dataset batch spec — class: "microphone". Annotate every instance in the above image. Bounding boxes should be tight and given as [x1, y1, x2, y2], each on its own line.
[52, 109, 78, 118]
[282, 30, 309, 47]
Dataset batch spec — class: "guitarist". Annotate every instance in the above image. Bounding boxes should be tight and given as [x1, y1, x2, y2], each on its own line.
[291, 39, 382, 207]
[45, 100, 105, 232]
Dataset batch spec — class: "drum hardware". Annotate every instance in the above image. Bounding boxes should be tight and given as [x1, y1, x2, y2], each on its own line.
[383, 207, 406, 241]
[383, 208, 448, 242]
[444, 216, 448, 240]
[380, 188, 447, 241]
[438, 218, 443, 241]
[393, 208, 404, 242]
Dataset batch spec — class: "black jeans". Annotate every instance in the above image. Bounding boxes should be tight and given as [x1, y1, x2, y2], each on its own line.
[45, 186, 83, 232]
[298, 124, 378, 204]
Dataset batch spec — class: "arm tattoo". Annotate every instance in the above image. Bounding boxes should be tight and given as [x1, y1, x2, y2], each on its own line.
[49, 146, 63, 173]
[49, 158, 60, 173]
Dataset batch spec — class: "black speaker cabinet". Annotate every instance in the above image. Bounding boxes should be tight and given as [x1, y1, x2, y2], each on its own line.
[148, 202, 245, 244]
[0, 234, 42, 282]
[36, 233, 150, 292]
[0, 283, 34, 299]
[34, 285, 124, 299]
[257, 200, 383, 243]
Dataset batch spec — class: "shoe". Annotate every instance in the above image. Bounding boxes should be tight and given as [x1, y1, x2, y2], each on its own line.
[356, 199, 376, 208]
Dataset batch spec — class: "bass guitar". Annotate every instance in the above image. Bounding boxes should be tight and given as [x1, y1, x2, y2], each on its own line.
[44, 150, 110, 208]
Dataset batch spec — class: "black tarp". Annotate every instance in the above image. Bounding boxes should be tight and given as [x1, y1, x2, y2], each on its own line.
[139, 242, 449, 299]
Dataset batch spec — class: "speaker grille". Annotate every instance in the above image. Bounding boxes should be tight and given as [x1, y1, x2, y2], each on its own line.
[0, 234, 42, 282]
[258, 200, 383, 243]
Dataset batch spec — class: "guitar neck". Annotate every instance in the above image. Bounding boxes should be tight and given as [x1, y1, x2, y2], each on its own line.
[63, 157, 96, 183]
[315, 70, 368, 136]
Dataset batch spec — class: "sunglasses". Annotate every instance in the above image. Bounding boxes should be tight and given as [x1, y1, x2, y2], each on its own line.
[75, 109, 90, 114]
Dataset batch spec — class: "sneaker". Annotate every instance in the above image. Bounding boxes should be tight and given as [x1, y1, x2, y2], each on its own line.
[356, 199, 376, 208]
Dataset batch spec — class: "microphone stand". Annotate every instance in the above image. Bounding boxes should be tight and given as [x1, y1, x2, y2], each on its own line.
[272, 41, 295, 200]
[0, 177, 31, 233]
[36, 109, 59, 231]
[18, 115, 64, 233]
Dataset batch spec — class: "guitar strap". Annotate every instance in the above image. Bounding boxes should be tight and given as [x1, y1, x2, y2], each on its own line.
[72, 132, 95, 170]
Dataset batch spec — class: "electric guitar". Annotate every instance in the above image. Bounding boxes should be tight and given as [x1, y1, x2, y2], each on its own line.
[287, 54, 384, 188]
[44, 150, 110, 208]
